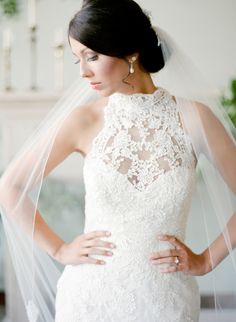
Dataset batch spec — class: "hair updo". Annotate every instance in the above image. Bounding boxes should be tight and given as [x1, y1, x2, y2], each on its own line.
[68, 0, 165, 73]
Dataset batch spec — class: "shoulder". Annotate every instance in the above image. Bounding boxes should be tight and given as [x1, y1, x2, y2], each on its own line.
[190, 100, 230, 141]
[63, 96, 108, 136]
[176, 97, 222, 139]
[68, 96, 108, 126]
[52, 96, 108, 148]
[179, 97, 235, 153]
[65, 96, 109, 153]
[173, 96, 230, 161]
[193, 101, 220, 125]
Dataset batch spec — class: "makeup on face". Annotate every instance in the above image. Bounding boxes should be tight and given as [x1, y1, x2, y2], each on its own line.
[69, 37, 135, 96]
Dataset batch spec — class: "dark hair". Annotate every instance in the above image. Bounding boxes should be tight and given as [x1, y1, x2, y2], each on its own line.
[68, 0, 165, 73]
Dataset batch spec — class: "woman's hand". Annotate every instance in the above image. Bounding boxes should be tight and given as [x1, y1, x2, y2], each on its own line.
[149, 234, 212, 276]
[54, 230, 116, 266]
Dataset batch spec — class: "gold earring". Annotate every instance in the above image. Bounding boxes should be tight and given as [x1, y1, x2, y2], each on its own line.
[129, 56, 137, 74]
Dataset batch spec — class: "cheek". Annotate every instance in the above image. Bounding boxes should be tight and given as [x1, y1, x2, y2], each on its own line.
[95, 58, 126, 80]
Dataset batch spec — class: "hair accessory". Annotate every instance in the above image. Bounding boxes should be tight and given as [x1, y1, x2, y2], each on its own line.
[152, 25, 161, 47]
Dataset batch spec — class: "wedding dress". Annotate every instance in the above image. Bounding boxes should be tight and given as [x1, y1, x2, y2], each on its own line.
[54, 87, 200, 322]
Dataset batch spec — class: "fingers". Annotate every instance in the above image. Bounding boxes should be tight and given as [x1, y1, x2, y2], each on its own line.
[151, 256, 179, 265]
[150, 248, 179, 259]
[80, 255, 106, 266]
[81, 231, 116, 265]
[158, 234, 183, 250]
[81, 247, 113, 257]
[84, 230, 111, 240]
[84, 239, 116, 250]
[150, 254, 183, 273]
[150, 235, 192, 274]
[159, 265, 182, 273]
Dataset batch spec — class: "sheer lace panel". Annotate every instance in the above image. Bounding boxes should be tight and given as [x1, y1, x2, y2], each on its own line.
[91, 88, 195, 192]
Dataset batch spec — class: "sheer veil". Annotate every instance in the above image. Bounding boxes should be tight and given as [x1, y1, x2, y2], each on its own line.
[0, 18, 236, 322]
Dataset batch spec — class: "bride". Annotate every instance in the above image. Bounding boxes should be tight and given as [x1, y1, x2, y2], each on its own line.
[0, 0, 235, 321]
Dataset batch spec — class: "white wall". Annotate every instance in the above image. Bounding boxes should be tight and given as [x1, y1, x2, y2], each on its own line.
[0, 0, 235, 92]
[138, 0, 236, 90]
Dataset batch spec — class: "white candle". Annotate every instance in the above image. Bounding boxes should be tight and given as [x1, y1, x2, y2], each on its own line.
[28, 0, 36, 28]
[54, 28, 64, 47]
[3, 28, 12, 50]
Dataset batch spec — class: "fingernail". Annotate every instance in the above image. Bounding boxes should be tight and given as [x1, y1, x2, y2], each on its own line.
[106, 231, 111, 236]
[158, 235, 164, 239]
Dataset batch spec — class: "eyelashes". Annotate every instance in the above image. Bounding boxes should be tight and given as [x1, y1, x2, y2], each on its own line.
[74, 54, 98, 64]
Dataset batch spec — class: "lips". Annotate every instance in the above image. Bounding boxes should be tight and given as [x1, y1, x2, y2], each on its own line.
[90, 82, 101, 85]
[90, 82, 102, 90]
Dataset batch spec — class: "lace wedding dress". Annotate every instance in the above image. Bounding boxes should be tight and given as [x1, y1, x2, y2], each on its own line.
[55, 87, 200, 322]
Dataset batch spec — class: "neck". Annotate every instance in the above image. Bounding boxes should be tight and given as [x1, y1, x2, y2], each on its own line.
[118, 70, 157, 95]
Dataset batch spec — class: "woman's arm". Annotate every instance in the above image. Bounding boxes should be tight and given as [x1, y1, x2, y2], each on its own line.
[195, 102, 236, 194]
[194, 102, 236, 273]
[150, 210, 236, 275]
[150, 101, 236, 275]
[201, 211, 236, 273]
[0, 98, 114, 266]
[0, 104, 88, 257]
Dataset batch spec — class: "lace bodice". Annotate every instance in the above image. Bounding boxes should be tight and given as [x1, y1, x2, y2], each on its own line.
[85, 87, 196, 192]
[55, 87, 200, 322]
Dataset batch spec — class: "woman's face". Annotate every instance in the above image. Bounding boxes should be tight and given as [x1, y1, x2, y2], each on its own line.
[69, 36, 133, 97]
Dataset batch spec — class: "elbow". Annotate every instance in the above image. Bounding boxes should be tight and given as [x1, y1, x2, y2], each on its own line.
[0, 177, 22, 213]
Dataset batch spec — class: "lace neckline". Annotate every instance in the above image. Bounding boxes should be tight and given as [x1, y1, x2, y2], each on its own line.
[106, 86, 174, 114]
[109, 86, 162, 101]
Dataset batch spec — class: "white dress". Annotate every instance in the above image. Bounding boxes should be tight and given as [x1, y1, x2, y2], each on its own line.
[55, 87, 200, 322]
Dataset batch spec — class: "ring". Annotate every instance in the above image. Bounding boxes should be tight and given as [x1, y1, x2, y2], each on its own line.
[174, 256, 180, 265]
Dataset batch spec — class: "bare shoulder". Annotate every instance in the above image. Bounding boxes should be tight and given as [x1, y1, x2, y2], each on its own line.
[174, 97, 229, 164]
[73, 96, 108, 127]
[43, 96, 108, 177]
[68, 96, 109, 156]
[177, 97, 222, 139]
[187, 99, 235, 153]
[193, 101, 219, 124]
[191, 100, 230, 138]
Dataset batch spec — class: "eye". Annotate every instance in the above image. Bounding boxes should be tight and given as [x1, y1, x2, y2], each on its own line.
[74, 59, 80, 64]
[87, 54, 98, 62]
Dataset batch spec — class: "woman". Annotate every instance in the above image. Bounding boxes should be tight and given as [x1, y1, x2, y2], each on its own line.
[0, 0, 235, 321]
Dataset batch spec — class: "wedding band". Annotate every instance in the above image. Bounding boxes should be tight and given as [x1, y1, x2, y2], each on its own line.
[175, 256, 180, 265]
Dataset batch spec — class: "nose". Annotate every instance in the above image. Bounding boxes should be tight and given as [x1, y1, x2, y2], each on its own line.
[80, 62, 93, 78]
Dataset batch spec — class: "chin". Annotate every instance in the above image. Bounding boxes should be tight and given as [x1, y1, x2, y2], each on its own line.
[98, 88, 116, 98]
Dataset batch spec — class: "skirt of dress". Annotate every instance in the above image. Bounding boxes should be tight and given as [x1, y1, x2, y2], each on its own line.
[55, 246, 200, 322]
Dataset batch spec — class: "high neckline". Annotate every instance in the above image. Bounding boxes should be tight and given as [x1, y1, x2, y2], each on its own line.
[103, 86, 176, 119]
[110, 87, 160, 100]
[107, 86, 171, 108]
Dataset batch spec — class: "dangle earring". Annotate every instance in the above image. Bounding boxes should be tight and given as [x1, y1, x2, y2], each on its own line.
[129, 56, 137, 74]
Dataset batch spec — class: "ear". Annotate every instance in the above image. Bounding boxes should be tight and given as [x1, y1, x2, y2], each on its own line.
[126, 52, 139, 62]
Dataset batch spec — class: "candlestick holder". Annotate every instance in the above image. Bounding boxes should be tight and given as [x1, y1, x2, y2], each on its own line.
[3, 46, 12, 92]
[29, 25, 38, 91]
[53, 42, 65, 92]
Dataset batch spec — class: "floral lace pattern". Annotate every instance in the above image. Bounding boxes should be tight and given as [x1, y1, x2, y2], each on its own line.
[55, 87, 200, 322]
[98, 88, 195, 192]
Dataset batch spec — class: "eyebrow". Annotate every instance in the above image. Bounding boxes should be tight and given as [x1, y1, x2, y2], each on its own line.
[72, 48, 89, 56]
